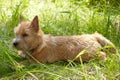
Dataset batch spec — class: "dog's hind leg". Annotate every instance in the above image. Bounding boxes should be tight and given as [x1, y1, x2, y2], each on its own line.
[97, 51, 107, 60]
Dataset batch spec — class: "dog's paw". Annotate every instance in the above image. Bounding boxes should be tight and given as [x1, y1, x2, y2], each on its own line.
[18, 51, 26, 58]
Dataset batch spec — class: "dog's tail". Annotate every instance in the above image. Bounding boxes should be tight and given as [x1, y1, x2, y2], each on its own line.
[93, 32, 116, 53]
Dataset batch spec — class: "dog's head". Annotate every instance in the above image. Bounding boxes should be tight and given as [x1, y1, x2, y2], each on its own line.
[13, 16, 43, 52]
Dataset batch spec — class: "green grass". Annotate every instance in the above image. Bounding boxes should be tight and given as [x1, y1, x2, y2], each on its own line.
[0, 0, 120, 79]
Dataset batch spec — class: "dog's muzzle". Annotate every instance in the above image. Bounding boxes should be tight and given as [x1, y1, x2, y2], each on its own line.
[13, 41, 19, 46]
[13, 37, 21, 47]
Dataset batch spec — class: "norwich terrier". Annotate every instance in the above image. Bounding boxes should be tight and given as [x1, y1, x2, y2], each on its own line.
[13, 16, 116, 63]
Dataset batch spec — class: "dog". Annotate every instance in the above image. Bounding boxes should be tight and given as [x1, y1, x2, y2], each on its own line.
[13, 16, 116, 63]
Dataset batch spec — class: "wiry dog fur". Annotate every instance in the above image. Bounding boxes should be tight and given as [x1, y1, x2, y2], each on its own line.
[13, 16, 116, 63]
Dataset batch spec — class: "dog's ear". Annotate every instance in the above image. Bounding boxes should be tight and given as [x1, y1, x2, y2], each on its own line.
[20, 15, 24, 23]
[30, 16, 39, 31]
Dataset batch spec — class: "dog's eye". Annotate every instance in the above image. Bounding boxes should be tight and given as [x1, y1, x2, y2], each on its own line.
[22, 33, 28, 37]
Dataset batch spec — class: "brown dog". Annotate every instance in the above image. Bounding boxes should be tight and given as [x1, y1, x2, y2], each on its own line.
[13, 16, 116, 63]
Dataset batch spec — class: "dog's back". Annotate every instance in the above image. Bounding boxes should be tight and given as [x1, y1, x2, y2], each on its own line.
[41, 33, 116, 62]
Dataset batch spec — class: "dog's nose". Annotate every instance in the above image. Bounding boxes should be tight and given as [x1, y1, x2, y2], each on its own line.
[13, 42, 18, 46]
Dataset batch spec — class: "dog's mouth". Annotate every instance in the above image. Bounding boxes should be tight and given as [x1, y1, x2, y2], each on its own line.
[12, 43, 26, 51]
[13, 43, 33, 54]
[12, 38, 41, 56]
[12, 43, 21, 50]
